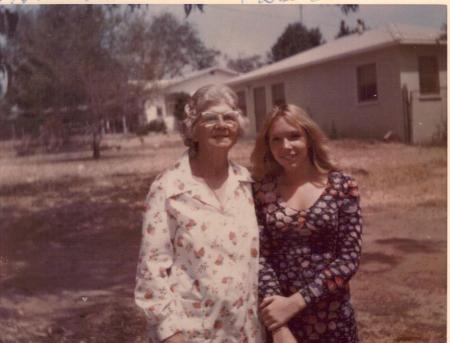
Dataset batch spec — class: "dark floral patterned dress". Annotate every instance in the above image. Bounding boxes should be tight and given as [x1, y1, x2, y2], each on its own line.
[253, 171, 362, 343]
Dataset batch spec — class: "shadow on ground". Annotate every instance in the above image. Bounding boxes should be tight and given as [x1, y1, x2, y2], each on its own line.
[375, 237, 445, 254]
[0, 173, 156, 343]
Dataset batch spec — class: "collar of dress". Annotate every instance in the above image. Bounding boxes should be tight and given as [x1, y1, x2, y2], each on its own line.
[165, 150, 254, 203]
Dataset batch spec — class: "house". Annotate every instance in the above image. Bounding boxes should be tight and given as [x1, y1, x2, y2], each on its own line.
[226, 24, 447, 144]
[142, 67, 239, 131]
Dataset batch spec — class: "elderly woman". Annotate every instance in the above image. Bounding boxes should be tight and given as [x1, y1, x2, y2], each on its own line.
[134, 84, 264, 343]
[251, 104, 362, 343]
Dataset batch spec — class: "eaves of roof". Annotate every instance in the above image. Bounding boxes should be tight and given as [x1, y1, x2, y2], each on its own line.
[226, 24, 445, 86]
[163, 67, 239, 89]
[226, 41, 399, 86]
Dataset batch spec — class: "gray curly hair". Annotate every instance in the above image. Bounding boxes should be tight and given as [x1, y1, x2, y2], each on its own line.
[181, 84, 248, 154]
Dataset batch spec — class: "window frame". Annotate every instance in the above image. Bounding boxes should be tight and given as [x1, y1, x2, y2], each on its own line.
[418, 55, 440, 95]
[356, 63, 378, 103]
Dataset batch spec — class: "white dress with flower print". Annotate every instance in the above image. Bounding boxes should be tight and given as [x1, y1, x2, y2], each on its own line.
[135, 152, 264, 343]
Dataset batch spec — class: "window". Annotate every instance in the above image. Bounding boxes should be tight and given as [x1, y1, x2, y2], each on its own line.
[271, 83, 286, 107]
[236, 90, 247, 116]
[156, 106, 163, 117]
[418, 56, 440, 94]
[357, 63, 378, 102]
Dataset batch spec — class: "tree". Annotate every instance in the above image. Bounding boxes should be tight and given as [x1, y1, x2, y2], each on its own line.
[0, 8, 19, 100]
[113, 10, 219, 80]
[112, 9, 220, 139]
[7, 6, 128, 158]
[336, 20, 352, 38]
[339, 5, 359, 15]
[226, 54, 265, 73]
[269, 22, 324, 63]
[172, 92, 191, 122]
[147, 12, 219, 78]
[48, 6, 145, 158]
[335, 19, 368, 39]
[6, 6, 219, 157]
[184, 4, 204, 17]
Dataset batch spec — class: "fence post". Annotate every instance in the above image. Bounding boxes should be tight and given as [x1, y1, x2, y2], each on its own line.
[402, 85, 412, 144]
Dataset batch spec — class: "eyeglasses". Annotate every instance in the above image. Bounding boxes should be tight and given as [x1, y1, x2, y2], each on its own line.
[197, 111, 240, 127]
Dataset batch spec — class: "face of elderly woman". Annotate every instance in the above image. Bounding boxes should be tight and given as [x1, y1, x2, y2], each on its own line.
[192, 102, 240, 152]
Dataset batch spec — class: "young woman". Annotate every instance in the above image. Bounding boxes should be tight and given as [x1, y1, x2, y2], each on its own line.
[251, 104, 362, 343]
[135, 84, 264, 343]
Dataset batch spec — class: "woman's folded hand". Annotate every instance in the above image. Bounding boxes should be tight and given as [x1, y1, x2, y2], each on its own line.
[260, 293, 306, 331]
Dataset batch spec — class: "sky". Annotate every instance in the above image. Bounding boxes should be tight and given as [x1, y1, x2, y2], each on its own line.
[145, 4, 446, 61]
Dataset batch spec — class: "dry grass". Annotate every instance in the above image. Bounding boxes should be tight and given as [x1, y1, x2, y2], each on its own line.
[330, 140, 447, 210]
[0, 133, 446, 343]
[0, 134, 185, 186]
[1, 135, 445, 211]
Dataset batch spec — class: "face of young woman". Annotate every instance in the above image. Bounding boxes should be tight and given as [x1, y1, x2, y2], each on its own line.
[192, 102, 240, 152]
[268, 116, 310, 172]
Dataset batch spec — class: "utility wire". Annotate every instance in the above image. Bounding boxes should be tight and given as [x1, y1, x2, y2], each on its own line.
[207, 4, 343, 30]
[208, 5, 297, 21]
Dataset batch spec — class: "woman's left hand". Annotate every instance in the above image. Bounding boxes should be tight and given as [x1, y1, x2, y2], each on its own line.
[260, 293, 306, 331]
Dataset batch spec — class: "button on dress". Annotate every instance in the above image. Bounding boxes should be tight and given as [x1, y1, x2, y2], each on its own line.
[253, 171, 362, 343]
[135, 152, 264, 343]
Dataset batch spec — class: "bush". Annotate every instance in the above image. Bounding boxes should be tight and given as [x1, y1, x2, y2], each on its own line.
[136, 118, 167, 136]
[173, 92, 190, 122]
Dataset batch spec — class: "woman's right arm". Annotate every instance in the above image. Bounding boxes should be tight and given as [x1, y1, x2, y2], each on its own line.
[253, 183, 287, 340]
[135, 176, 186, 342]
[259, 223, 283, 299]
[253, 183, 282, 300]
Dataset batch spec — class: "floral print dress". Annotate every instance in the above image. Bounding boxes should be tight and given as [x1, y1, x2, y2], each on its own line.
[135, 152, 264, 343]
[253, 171, 362, 343]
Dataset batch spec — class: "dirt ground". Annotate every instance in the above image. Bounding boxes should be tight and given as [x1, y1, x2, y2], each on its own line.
[0, 134, 446, 343]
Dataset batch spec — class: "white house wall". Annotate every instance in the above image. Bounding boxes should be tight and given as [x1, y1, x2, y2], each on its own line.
[233, 46, 405, 141]
[303, 46, 405, 141]
[144, 95, 166, 122]
[398, 44, 447, 143]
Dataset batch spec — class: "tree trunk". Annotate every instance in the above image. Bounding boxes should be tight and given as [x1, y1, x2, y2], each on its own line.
[105, 119, 111, 133]
[11, 123, 16, 140]
[122, 115, 128, 134]
[92, 128, 101, 159]
[101, 120, 106, 136]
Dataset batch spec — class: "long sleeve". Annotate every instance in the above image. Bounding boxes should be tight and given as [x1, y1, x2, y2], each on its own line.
[298, 175, 362, 306]
[254, 184, 282, 301]
[134, 176, 186, 342]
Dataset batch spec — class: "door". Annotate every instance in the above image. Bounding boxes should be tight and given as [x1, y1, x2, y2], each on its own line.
[253, 86, 267, 133]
